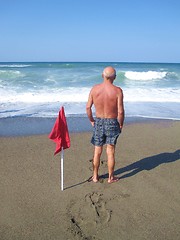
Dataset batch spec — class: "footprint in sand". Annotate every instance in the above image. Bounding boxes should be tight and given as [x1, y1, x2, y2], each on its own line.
[67, 192, 111, 239]
[85, 192, 111, 224]
[88, 159, 108, 172]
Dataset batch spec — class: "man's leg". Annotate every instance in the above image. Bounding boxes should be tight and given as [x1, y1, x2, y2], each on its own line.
[92, 146, 103, 182]
[106, 144, 119, 183]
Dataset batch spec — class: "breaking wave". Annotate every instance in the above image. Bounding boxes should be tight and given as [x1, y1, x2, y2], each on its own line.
[125, 71, 167, 80]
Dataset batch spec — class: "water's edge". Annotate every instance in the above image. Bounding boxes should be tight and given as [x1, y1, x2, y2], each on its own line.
[0, 116, 178, 137]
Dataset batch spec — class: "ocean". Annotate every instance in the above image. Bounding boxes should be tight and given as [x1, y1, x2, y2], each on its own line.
[0, 62, 180, 122]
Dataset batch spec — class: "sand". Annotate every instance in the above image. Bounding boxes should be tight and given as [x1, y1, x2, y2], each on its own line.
[0, 120, 180, 240]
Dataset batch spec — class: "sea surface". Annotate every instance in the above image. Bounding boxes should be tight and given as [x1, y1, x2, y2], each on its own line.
[0, 62, 180, 121]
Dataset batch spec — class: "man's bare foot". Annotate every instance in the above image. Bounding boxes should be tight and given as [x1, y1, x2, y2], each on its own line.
[87, 176, 99, 183]
[108, 177, 119, 184]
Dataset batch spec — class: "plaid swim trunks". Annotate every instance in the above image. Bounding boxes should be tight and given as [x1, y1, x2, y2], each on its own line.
[91, 118, 121, 146]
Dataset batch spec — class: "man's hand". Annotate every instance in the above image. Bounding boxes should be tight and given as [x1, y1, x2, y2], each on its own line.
[91, 121, 95, 127]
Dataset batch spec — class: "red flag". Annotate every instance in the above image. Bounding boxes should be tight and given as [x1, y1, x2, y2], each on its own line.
[49, 107, 70, 155]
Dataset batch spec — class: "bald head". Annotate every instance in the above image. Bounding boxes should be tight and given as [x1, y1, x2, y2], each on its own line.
[102, 66, 116, 80]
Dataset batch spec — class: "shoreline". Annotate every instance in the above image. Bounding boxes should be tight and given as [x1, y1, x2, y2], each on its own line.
[0, 116, 179, 137]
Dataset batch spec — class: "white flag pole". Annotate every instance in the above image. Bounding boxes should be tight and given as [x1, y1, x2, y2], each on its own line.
[61, 147, 64, 191]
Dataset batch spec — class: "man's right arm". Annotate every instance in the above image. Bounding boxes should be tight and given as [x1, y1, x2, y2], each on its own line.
[86, 90, 95, 126]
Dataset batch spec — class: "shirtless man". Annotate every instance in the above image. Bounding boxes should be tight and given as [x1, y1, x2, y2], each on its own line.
[86, 66, 124, 183]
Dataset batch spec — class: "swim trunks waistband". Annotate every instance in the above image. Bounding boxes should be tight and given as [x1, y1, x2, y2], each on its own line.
[95, 117, 118, 121]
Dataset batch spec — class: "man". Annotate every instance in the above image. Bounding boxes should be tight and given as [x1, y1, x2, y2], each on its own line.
[86, 66, 124, 183]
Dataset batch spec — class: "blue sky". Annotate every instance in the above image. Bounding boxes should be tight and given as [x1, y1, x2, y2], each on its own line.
[1, 0, 180, 62]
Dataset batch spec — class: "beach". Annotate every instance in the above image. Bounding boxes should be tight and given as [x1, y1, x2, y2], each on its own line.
[0, 119, 180, 240]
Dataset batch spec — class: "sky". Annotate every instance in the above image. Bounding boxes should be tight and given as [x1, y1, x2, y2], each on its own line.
[1, 0, 180, 63]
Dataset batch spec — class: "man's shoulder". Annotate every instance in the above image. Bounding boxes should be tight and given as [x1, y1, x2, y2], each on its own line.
[91, 83, 102, 91]
[94, 83, 102, 87]
[114, 85, 123, 92]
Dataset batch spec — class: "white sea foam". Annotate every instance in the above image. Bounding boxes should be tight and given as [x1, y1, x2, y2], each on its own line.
[125, 71, 167, 80]
[124, 88, 180, 102]
[0, 64, 31, 68]
[0, 86, 179, 110]
[0, 87, 90, 103]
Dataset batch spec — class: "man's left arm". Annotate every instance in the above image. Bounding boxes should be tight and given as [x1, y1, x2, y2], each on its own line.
[117, 89, 125, 129]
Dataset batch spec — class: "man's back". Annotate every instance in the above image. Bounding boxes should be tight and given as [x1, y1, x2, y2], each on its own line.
[91, 81, 122, 119]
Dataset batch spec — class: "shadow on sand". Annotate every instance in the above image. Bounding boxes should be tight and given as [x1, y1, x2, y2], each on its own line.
[101, 149, 180, 180]
[65, 150, 179, 190]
